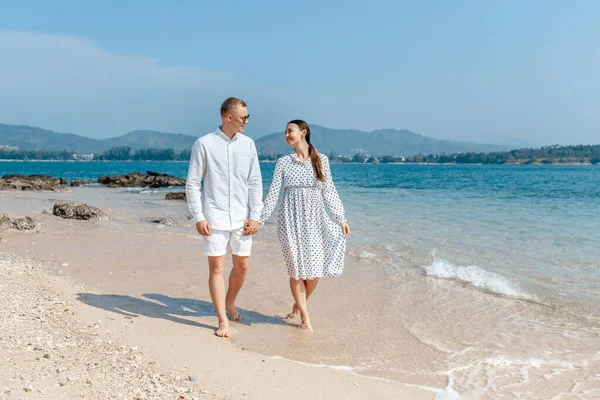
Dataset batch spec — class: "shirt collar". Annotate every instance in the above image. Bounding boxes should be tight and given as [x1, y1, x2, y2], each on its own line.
[216, 126, 239, 142]
[291, 151, 311, 165]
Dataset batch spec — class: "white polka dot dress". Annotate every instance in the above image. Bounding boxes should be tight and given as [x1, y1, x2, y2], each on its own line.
[260, 153, 347, 280]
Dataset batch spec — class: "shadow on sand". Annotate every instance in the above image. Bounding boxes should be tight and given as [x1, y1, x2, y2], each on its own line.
[76, 292, 287, 333]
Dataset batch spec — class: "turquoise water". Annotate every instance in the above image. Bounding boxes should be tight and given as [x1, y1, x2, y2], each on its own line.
[2, 161, 598, 200]
[2, 161, 599, 308]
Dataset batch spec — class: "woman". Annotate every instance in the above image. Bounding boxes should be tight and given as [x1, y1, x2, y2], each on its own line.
[259, 120, 350, 332]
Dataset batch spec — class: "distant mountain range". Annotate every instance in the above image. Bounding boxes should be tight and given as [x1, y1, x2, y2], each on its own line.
[0, 124, 196, 153]
[0, 123, 512, 156]
[255, 125, 509, 156]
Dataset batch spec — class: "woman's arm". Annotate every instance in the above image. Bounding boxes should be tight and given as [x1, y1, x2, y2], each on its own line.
[321, 155, 347, 225]
[259, 158, 284, 224]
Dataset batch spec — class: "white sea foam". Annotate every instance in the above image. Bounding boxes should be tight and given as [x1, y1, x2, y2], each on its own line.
[440, 356, 576, 399]
[124, 186, 163, 194]
[269, 355, 353, 372]
[426, 258, 532, 299]
[483, 356, 573, 369]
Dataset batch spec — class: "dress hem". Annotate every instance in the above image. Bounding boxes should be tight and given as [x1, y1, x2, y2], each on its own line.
[288, 272, 344, 280]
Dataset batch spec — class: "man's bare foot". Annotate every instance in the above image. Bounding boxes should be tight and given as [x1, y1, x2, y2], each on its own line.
[215, 321, 230, 338]
[299, 319, 313, 332]
[226, 304, 242, 322]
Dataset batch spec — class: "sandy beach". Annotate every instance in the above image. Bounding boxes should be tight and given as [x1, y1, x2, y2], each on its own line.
[0, 253, 434, 400]
[0, 187, 434, 400]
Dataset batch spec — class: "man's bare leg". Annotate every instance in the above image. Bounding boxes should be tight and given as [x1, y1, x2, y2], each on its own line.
[289, 278, 313, 332]
[225, 255, 248, 322]
[208, 256, 229, 337]
[291, 278, 320, 317]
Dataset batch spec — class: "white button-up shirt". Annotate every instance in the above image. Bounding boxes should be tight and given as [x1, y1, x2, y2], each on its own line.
[185, 127, 263, 231]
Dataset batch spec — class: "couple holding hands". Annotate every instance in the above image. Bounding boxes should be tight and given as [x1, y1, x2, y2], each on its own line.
[185, 97, 349, 338]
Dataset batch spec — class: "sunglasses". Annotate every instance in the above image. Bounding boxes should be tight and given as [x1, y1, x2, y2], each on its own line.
[238, 114, 250, 122]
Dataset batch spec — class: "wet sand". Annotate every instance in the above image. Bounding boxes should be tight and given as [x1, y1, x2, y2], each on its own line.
[1, 187, 599, 398]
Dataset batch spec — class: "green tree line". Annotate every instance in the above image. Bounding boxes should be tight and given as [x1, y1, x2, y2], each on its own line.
[1, 144, 599, 164]
[94, 146, 191, 161]
[0, 149, 75, 160]
[402, 144, 600, 164]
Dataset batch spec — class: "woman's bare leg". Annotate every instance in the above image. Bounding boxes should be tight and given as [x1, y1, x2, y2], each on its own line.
[289, 278, 313, 332]
[292, 278, 320, 316]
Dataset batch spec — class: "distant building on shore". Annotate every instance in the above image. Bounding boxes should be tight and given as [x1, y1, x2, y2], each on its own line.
[72, 153, 95, 161]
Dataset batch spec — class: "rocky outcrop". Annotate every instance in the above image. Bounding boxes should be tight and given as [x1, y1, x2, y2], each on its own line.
[70, 180, 96, 187]
[97, 171, 185, 188]
[0, 213, 11, 231]
[11, 216, 40, 232]
[144, 217, 174, 226]
[0, 175, 68, 191]
[52, 203, 108, 221]
[0, 214, 40, 232]
[165, 192, 186, 201]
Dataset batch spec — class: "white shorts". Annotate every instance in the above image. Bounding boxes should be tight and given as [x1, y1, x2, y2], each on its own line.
[203, 228, 252, 257]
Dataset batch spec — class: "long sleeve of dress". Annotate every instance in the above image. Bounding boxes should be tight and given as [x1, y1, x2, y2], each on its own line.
[185, 140, 206, 223]
[259, 158, 284, 224]
[321, 156, 347, 225]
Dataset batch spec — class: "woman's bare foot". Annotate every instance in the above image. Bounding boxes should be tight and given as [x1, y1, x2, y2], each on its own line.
[286, 303, 301, 319]
[226, 303, 242, 322]
[298, 318, 313, 332]
[215, 321, 230, 338]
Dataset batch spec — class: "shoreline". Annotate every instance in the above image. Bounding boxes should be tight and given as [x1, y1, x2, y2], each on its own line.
[0, 189, 436, 399]
[1, 184, 599, 398]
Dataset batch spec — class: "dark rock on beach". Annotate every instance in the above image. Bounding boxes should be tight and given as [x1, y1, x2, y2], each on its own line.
[97, 171, 185, 188]
[0, 213, 11, 231]
[0, 175, 68, 191]
[52, 203, 108, 221]
[144, 216, 174, 226]
[11, 216, 40, 232]
[0, 214, 40, 232]
[70, 180, 96, 187]
[165, 192, 186, 201]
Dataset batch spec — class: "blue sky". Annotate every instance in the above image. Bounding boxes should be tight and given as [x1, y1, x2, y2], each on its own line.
[0, 0, 598, 145]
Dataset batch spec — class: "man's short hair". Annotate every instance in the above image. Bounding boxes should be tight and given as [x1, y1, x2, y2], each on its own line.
[220, 97, 247, 117]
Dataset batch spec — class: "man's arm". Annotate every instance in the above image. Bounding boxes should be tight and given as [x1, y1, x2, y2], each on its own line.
[245, 142, 263, 235]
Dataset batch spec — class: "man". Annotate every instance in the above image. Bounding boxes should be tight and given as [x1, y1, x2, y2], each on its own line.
[186, 97, 263, 338]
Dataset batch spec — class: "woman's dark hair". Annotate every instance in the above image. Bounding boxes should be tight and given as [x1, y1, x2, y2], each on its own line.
[288, 119, 324, 181]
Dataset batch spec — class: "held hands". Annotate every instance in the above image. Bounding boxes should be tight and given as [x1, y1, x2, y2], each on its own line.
[244, 220, 259, 236]
[341, 222, 350, 237]
[196, 220, 211, 236]
[196, 220, 258, 236]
